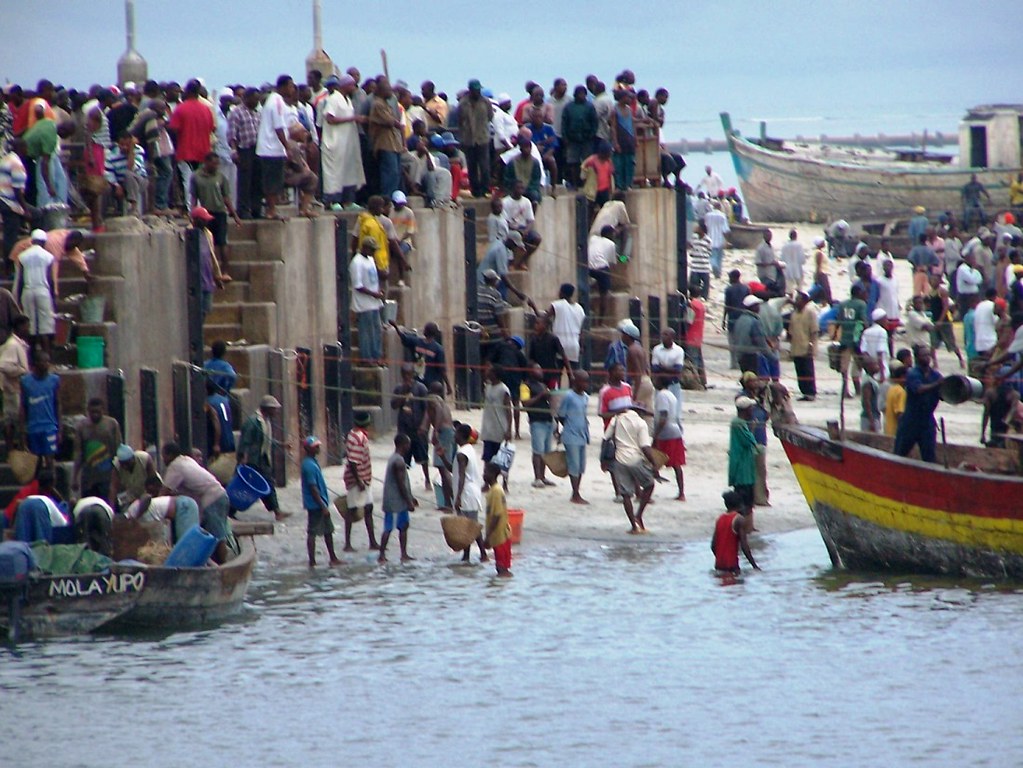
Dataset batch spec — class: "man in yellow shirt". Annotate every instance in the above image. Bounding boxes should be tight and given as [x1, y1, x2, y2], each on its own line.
[350, 194, 390, 281]
[884, 363, 907, 437]
[483, 461, 513, 577]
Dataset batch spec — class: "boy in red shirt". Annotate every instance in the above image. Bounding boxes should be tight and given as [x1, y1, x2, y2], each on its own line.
[711, 490, 760, 574]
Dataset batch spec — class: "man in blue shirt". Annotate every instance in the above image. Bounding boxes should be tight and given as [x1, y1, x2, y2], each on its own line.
[557, 370, 591, 505]
[894, 345, 944, 463]
[301, 436, 341, 567]
[204, 339, 237, 393]
[21, 350, 60, 469]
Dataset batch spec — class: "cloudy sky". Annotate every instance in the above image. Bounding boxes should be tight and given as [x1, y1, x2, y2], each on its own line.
[3, 0, 1021, 140]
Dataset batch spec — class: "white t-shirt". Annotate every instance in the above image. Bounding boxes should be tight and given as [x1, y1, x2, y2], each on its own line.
[654, 389, 683, 440]
[876, 275, 900, 319]
[973, 300, 997, 353]
[955, 263, 983, 295]
[589, 200, 630, 236]
[19, 245, 54, 290]
[126, 495, 175, 523]
[256, 92, 289, 158]
[588, 235, 615, 270]
[904, 309, 933, 349]
[704, 209, 730, 249]
[502, 196, 534, 230]
[604, 409, 651, 466]
[72, 496, 114, 522]
[651, 343, 685, 374]
[350, 254, 383, 314]
[455, 443, 482, 512]
[28, 495, 67, 526]
[551, 298, 585, 363]
[859, 324, 890, 377]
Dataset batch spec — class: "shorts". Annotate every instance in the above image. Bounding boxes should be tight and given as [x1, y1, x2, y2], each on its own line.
[612, 461, 655, 498]
[932, 323, 957, 353]
[529, 420, 554, 455]
[564, 443, 586, 477]
[482, 440, 501, 463]
[493, 538, 512, 571]
[306, 507, 335, 537]
[201, 493, 231, 542]
[259, 156, 286, 196]
[346, 484, 373, 509]
[839, 345, 861, 376]
[589, 267, 612, 294]
[2, 386, 19, 423]
[22, 287, 55, 336]
[383, 510, 410, 533]
[404, 433, 429, 465]
[456, 506, 479, 523]
[209, 211, 229, 246]
[653, 437, 686, 468]
[26, 430, 57, 457]
[432, 426, 456, 468]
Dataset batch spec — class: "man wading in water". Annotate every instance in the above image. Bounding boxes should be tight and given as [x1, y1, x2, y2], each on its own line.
[711, 489, 760, 575]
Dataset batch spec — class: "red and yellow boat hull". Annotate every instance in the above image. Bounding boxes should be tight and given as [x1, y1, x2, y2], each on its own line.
[778, 425, 1023, 578]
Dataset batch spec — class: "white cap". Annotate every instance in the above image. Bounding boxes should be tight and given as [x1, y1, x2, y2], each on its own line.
[742, 294, 762, 308]
[30, 229, 47, 243]
[391, 190, 407, 205]
[735, 396, 757, 409]
[496, 92, 511, 104]
[813, 236, 826, 247]
[871, 307, 887, 321]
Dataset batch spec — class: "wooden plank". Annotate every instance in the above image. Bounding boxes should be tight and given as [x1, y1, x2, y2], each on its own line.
[230, 520, 275, 537]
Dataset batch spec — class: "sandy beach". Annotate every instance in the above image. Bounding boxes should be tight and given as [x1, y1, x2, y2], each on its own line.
[246, 224, 986, 569]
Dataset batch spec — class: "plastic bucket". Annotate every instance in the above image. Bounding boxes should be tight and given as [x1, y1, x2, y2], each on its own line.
[76, 335, 105, 369]
[508, 508, 524, 545]
[164, 525, 218, 567]
[382, 300, 398, 324]
[80, 295, 106, 323]
[939, 375, 984, 404]
[226, 465, 272, 510]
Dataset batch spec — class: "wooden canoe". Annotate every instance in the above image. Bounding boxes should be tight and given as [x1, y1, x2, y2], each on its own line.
[778, 423, 1023, 578]
[108, 536, 257, 628]
[721, 111, 1016, 223]
[0, 569, 145, 642]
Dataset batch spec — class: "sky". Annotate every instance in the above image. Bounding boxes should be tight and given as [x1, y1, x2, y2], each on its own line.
[3, 0, 1022, 143]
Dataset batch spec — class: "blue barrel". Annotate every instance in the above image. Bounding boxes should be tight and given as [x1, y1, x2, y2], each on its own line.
[164, 525, 218, 567]
[225, 465, 272, 511]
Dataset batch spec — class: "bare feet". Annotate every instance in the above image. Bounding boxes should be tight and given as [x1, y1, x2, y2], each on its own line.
[378, 554, 387, 564]
[328, 558, 343, 566]
[369, 542, 380, 551]
[570, 496, 589, 505]
[479, 553, 489, 562]
[542, 478, 556, 487]
[675, 494, 687, 501]
[343, 545, 355, 553]
[400, 554, 415, 563]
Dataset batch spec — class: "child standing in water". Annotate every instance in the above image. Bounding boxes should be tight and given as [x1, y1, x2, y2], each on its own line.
[482, 461, 513, 578]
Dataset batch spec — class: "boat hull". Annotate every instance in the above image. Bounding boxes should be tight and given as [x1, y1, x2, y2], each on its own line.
[778, 425, 1023, 578]
[1, 571, 145, 641]
[724, 129, 1014, 223]
[109, 537, 257, 628]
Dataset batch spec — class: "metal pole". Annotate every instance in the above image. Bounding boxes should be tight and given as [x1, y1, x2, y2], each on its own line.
[464, 207, 478, 323]
[323, 343, 343, 464]
[139, 367, 159, 452]
[628, 297, 642, 340]
[647, 296, 661, 343]
[676, 185, 689, 296]
[335, 218, 350, 344]
[575, 195, 591, 372]
[296, 346, 313, 443]
[105, 369, 126, 436]
[184, 228, 204, 368]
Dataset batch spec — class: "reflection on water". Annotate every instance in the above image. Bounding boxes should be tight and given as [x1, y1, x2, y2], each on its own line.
[2, 528, 1021, 767]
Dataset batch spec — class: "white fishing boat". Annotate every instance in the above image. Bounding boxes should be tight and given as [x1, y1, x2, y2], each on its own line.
[721, 106, 1023, 222]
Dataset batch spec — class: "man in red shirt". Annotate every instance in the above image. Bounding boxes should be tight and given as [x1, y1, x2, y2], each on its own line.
[167, 79, 214, 209]
[598, 362, 632, 427]
[684, 288, 707, 388]
[711, 490, 760, 574]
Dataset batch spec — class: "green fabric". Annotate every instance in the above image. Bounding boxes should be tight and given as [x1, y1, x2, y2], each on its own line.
[30, 542, 113, 574]
[23, 118, 58, 158]
[837, 298, 867, 347]
[728, 417, 759, 486]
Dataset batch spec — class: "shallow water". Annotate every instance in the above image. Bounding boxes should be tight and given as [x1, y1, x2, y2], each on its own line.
[2, 528, 1021, 767]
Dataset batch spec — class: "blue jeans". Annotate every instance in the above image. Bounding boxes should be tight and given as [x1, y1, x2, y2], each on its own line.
[529, 421, 554, 455]
[357, 308, 382, 362]
[153, 156, 173, 210]
[564, 443, 586, 477]
[377, 151, 401, 199]
[710, 247, 724, 278]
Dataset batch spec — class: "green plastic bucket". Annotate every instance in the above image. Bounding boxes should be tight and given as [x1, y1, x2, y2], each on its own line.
[77, 336, 105, 369]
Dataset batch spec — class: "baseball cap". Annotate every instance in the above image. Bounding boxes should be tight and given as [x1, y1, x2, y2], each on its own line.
[391, 190, 407, 205]
[259, 394, 282, 409]
[506, 230, 524, 248]
[482, 268, 500, 281]
[468, 79, 482, 91]
[621, 322, 641, 340]
[116, 444, 135, 462]
[30, 229, 47, 243]
[430, 134, 446, 148]
[871, 308, 887, 321]
[190, 205, 214, 222]
[743, 295, 762, 308]
[736, 396, 757, 409]
[303, 435, 322, 449]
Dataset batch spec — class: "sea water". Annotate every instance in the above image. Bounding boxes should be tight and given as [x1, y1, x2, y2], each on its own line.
[1, 527, 1020, 767]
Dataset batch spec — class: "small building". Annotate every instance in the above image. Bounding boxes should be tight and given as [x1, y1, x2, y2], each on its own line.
[958, 104, 1023, 169]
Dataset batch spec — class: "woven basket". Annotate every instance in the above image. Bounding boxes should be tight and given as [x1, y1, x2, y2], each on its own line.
[440, 514, 482, 551]
[650, 448, 670, 470]
[208, 453, 238, 486]
[8, 450, 37, 484]
[543, 450, 569, 478]
[334, 495, 364, 522]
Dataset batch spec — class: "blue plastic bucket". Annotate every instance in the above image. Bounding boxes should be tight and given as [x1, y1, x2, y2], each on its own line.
[225, 464, 272, 511]
[164, 525, 217, 567]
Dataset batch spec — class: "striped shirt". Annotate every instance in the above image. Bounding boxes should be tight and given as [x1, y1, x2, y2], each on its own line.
[689, 234, 712, 274]
[343, 427, 372, 487]
[0, 151, 27, 213]
[227, 105, 260, 150]
[104, 145, 147, 183]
